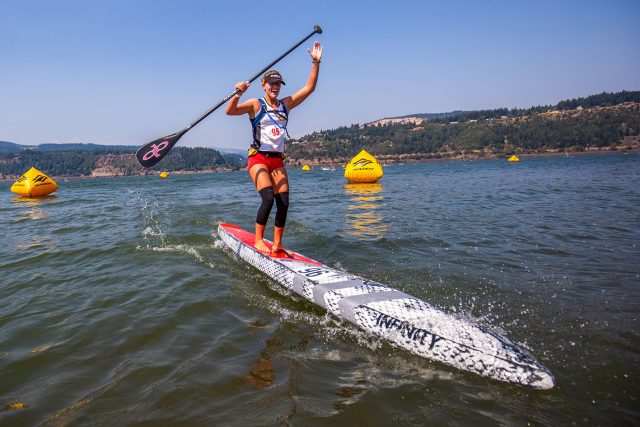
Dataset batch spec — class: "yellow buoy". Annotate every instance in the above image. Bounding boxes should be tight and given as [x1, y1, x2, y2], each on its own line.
[507, 155, 520, 162]
[159, 171, 169, 178]
[344, 149, 384, 183]
[302, 165, 310, 171]
[7, 402, 29, 410]
[10, 167, 58, 197]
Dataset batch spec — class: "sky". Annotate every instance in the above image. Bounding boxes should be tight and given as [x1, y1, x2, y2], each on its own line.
[1, 0, 639, 150]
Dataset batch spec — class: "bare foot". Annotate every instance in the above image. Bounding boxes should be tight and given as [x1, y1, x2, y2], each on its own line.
[271, 245, 292, 257]
[254, 240, 270, 253]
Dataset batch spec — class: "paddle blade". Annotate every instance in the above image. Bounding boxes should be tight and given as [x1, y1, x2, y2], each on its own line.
[135, 131, 184, 168]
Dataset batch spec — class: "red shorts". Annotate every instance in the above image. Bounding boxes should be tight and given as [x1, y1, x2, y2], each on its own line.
[247, 152, 285, 173]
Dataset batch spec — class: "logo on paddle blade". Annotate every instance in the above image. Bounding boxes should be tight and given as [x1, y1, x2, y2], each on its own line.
[142, 140, 170, 161]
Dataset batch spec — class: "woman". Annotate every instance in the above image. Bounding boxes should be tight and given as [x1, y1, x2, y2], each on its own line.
[226, 41, 322, 254]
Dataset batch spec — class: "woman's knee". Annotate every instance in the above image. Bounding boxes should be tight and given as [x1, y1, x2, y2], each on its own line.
[256, 186, 275, 225]
[274, 192, 289, 227]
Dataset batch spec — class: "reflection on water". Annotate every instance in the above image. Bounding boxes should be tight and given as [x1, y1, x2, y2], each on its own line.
[14, 235, 56, 252]
[245, 351, 275, 388]
[245, 320, 276, 388]
[244, 320, 311, 389]
[344, 183, 388, 240]
[11, 195, 58, 203]
[11, 196, 58, 221]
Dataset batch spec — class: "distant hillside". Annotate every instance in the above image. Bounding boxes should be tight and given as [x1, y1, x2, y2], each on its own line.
[368, 111, 463, 127]
[0, 146, 245, 178]
[214, 147, 249, 156]
[1, 140, 248, 156]
[397, 111, 464, 120]
[0, 141, 137, 154]
[286, 90, 640, 165]
[0, 141, 29, 154]
[35, 143, 138, 152]
[386, 90, 640, 124]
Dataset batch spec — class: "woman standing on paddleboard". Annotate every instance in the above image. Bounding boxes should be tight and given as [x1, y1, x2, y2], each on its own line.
[226, 41, 322, 254]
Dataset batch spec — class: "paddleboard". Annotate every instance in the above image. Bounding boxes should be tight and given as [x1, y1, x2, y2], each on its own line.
[218, 223, 554, 389]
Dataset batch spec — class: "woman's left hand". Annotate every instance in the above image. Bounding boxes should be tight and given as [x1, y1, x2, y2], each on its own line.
[307, 41, 323, 63]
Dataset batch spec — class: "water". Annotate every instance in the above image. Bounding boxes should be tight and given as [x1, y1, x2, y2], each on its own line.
[1, 154, 639, 426]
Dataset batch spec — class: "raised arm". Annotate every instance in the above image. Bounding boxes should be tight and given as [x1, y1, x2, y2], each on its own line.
[284, 41, 323, 111]
[226, 81, 260, 117]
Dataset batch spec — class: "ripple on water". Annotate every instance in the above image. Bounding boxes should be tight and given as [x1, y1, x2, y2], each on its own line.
[1, 156, 639, 425]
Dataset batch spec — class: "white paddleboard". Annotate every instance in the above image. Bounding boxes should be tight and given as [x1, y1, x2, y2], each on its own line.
[218, 223, 554, 389]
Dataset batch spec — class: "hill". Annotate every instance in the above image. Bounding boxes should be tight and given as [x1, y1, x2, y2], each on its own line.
[367, 111, 463, 127]
[286, 91, 640, 166]
[0, 146, 245, 179]
[35, 143, 138, 152]
[0, 141, 30, 154]
[0, 141, 138, 153]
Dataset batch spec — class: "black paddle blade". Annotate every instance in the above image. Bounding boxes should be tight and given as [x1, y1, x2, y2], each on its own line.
[135, 131, 185, 168]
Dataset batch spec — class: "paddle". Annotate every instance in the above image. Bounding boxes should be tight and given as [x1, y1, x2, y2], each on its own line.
[136, 25, 323, 168]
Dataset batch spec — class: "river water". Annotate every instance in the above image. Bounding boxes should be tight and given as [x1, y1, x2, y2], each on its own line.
[1, 153, 638, 426]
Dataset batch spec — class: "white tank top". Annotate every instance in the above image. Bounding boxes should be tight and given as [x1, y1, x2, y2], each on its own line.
[250, 98, 288, 152]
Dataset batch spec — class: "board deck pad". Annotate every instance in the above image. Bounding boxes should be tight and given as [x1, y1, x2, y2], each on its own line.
[218, 223, 554, 389]
[222, 224, 321, 265]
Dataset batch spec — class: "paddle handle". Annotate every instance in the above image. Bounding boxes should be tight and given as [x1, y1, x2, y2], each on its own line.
[186, 25, 322, 131]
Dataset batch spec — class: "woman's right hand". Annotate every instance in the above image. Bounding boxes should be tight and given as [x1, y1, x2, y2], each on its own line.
[234, 81, 250, 96]
[227, 81, 258, 116]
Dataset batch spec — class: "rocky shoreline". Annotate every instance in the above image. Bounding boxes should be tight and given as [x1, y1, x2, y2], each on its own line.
[2, 146, 637, 183]
[286, 145, 639, 169]
[0, 165, 239, 183]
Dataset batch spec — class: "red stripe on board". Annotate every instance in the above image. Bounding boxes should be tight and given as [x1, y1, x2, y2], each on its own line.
[219, 223, 322, 266]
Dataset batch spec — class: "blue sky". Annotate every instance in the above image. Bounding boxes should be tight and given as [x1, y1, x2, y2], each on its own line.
[1, 0, 639, 150]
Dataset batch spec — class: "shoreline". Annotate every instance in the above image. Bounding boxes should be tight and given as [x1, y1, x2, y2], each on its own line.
[287, 146, 640, 168]
[0, 166, 239, 183]
[1, 148, 637, 183]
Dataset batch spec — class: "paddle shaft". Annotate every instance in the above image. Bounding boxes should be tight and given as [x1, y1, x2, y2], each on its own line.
[135, 25, 322, 168]
[184, 25, 322, 133]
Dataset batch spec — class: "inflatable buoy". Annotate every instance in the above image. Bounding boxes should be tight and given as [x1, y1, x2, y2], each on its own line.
[7, 402, 28, 410]
[344, 149, 383, 183]
[508, 155, 520, 162]
[10, 167, 58, 197]
[302, 165, 310, 171]
[159, 171, 169, 178]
